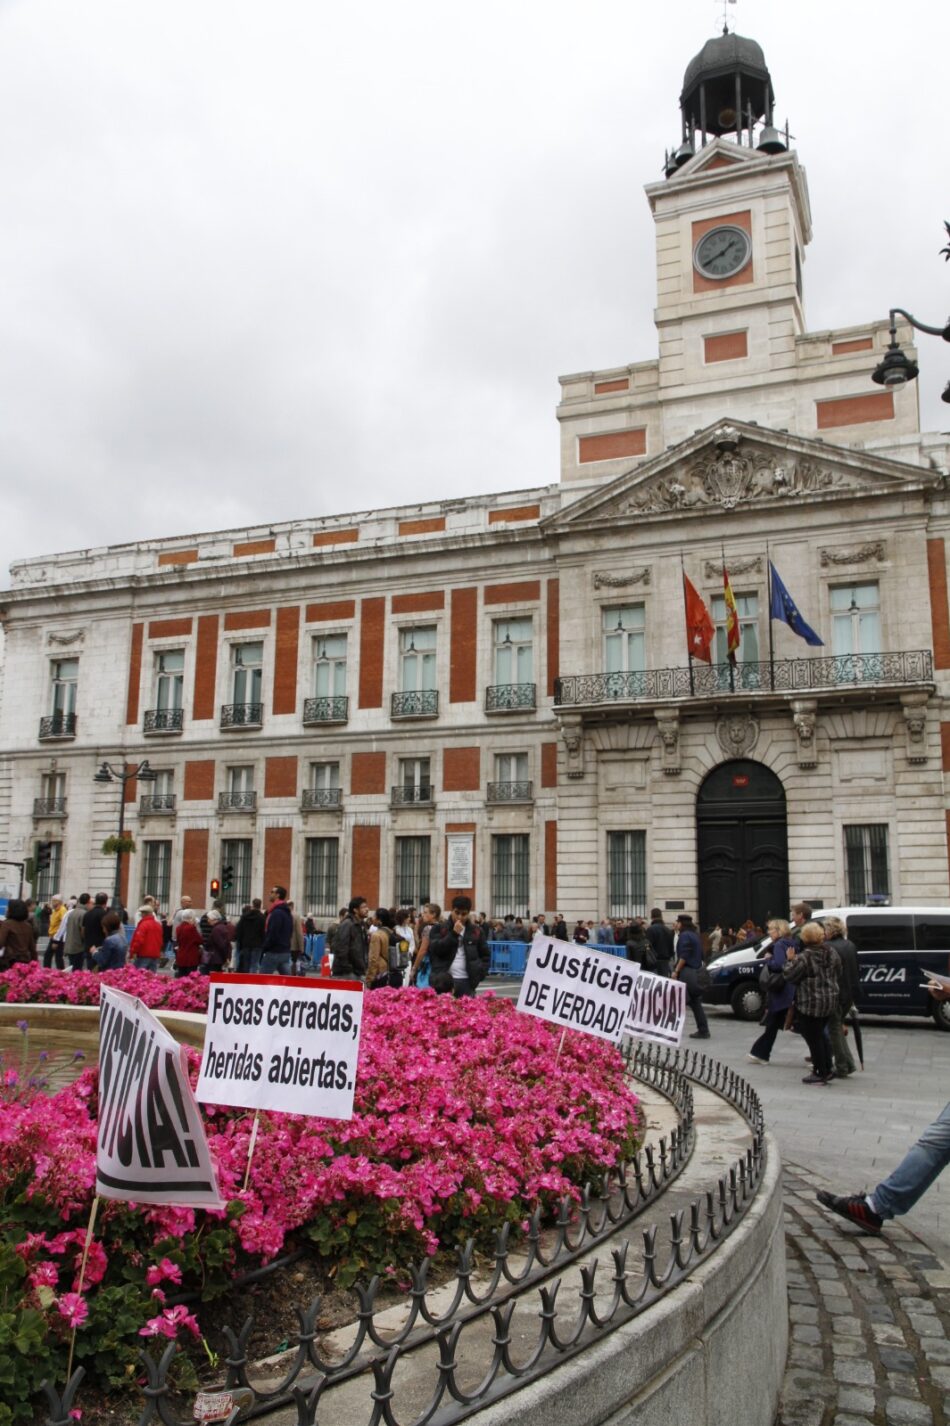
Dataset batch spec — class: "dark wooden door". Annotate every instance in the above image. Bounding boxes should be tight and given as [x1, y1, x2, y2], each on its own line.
[696, 761, 788, 934]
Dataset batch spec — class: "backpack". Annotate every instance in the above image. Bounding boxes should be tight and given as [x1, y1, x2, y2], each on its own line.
[388, 930, 410, 971]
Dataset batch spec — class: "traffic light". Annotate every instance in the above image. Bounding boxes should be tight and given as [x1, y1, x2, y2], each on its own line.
[222, 864, 234, 891]
[36, 841, 53, 871]
[210, 878, 221, 897]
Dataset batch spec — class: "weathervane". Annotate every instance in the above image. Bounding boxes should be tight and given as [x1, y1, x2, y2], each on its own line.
[719, 0, 737, 33]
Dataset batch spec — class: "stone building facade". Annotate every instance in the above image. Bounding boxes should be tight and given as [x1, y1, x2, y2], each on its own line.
[2, 32, 949, 928]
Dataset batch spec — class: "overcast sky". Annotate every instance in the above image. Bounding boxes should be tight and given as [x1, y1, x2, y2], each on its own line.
[1, 0, 947, 572]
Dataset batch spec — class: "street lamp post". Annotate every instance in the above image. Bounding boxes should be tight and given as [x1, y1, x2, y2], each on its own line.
[93, 760, 157, 910]
[871, 306, 950, 404]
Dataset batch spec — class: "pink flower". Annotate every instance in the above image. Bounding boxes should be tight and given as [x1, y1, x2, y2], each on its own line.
[56, 1293, 89, 1328]
[145, 1257, 182, 1287]
[139, 1305, 201, 1339]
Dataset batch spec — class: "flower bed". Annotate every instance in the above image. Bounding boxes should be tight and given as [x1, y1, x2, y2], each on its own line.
[0, 963, 210, 1014]
[0, 989, 642, 1424]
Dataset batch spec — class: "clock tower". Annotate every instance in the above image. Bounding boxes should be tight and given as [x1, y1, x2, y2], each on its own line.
[645, 31, 811, 439]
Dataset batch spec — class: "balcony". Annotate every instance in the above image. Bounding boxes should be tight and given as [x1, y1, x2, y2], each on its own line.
[140, 794, 176, 816]
[487, 780, 533, 803]
[486, 682, 537, 714]
[391, 784, 433, 806]
[143, 707, 184, 735]
[303, 696, 349, 726]
[554, 651, 935, 709]
[218, 790, 257, 812]
[220, 702, 263, 729]
[33, 798, 66, 819]
[38, 712, 76, 741]
[301, 787, 342, 810]
[391, 690, 439, 720]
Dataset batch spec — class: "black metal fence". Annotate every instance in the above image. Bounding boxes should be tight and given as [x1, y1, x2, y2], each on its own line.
[554, 650, 934, 706]
[38, 1047, 764, 1426]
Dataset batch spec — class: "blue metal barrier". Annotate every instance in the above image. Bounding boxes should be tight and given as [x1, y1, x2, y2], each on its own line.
[304, 933, 326, 964]
[488, 939, 626, 977]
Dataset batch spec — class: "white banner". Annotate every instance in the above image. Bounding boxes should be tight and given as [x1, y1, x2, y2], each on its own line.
[624, 970, 687, 1048]
[195, 974, 364, 1119]
[97, 986, 224, 1207]
[515, 934, 639, 1044]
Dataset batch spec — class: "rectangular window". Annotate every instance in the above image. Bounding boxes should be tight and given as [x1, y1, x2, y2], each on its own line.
[844, 824, 890, 904]
[228, 765, 255, 794]
[602, 606, 645, 676]
[491, 833, 530, 917]
[154, 649, 185, 710]
[304, 838, 339, 917]
[140, 841, 172, 907]
[394, 836, 431, 907]
[51, 659, 78, 716]
[313, 633, 347, 697]
[152, 769, 174, 798]
[231, 642, 263, 705]
[495, 751, 528, 783]
[40, 771, 66, 805]
[35, 841, 63, 902]
[399, 757, 430, 795]
[399, 626, 437, 692]
[831, 583, 880, 657]
[492, 617, 534, 686]
[221, 838, 253, 913]
[607, 831, 647, 919]
[310, 761, 340, 792]
[712, 591, 760, 688]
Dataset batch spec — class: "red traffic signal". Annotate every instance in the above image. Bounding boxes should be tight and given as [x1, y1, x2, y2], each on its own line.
[210, 878, 221, 896]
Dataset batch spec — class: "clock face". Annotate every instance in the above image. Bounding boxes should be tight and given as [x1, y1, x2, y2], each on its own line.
[694, 225, 752, 280]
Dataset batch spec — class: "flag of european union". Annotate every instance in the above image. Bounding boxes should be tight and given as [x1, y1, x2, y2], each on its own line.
[769, 563, 824, 646]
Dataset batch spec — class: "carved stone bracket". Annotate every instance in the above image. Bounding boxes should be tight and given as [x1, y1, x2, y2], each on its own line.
[715, 710, 760, 760]
[790, 698, 818, 769]
[654, 708, 681, 776]
[819, 542, 886, 568]
[558, 717, 586, 780]
[703, 555, 762, 579]
[593, 569, 651, 588]
[900, 692, 929, 765]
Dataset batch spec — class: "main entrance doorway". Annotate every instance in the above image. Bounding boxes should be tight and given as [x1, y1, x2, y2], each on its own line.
[696, 760, 789, 934]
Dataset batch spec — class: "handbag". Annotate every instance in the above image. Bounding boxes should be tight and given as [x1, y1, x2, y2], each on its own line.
[696, 965, 712, 993]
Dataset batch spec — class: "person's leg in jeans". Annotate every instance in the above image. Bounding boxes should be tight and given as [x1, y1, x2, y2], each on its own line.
[873, 1103, 950, 1219]
[250, 948, 262, 974]
[261, 952, 291, 976]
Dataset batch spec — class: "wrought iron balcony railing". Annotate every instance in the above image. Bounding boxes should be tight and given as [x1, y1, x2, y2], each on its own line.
[301, 787, 342, 810]
[554, 651, 934, 707]
[487, 780, 533, 803]
[38, 712, 77, 741]
[303, 696, 349, 725]
[139, 794, 176, 815]
[220, 702, 263, 729]
[143, 707, 184, 734]
[218, 790, 257, 812]
[391, 690, 439, 719]
[486, 682, 537, 713]
[33, 798, 66, 818]
[391, 784, 433, 805]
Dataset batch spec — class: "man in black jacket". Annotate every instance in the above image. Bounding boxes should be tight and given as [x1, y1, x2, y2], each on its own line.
[82, 892, 110, 967]
[332, 897, 369, 981]
[645, 909, 675, 978]
[427, 895, 491, 997]
[234, 898, 266, 973]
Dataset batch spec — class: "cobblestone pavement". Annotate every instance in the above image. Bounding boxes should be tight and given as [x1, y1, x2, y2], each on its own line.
[778, 1162, 950, 1426]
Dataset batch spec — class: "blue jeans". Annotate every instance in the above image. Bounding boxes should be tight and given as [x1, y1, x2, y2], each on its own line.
[237, 948, 262, 974]
[874, 1103, 950, 1220]
[260, 952, 291, 976]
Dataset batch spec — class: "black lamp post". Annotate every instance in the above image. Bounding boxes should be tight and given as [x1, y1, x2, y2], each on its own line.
[871, 307, 950, 404]
[93, 759, 157, 909]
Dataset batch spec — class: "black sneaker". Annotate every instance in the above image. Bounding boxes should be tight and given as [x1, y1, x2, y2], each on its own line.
[816, 1190, 883, 1235]
[801, 1072, 828, 1084]
[689, 1031, 711, 1039]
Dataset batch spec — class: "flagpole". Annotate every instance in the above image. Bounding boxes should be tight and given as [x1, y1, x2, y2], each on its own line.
[679, 552, 694, 695]
[766, 542, 775, 691]
[721, 543, 734, 693]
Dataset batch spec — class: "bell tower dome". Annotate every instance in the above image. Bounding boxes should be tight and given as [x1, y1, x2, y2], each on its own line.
[667, 30, 788, 175]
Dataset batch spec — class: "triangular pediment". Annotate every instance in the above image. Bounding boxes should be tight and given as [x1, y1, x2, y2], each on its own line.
[542, 419, 936, 534]
[672, 137, 759, 180]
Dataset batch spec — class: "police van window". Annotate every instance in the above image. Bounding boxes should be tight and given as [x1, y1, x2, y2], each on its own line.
[913, 915, 950, 953]
[847, 915, 915, 953]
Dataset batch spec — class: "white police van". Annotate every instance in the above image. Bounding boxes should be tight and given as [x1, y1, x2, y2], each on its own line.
[705, 906, 950, 1031]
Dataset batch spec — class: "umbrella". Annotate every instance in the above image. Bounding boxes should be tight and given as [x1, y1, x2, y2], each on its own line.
[846, 1007, 865, 1070]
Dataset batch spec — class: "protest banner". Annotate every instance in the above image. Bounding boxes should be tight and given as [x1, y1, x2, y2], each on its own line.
[624, 969, 687, 1048]
[97, 985, 224, 1207]
[195, 974, 364, 1120]
[516, 934, 639, 1044]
